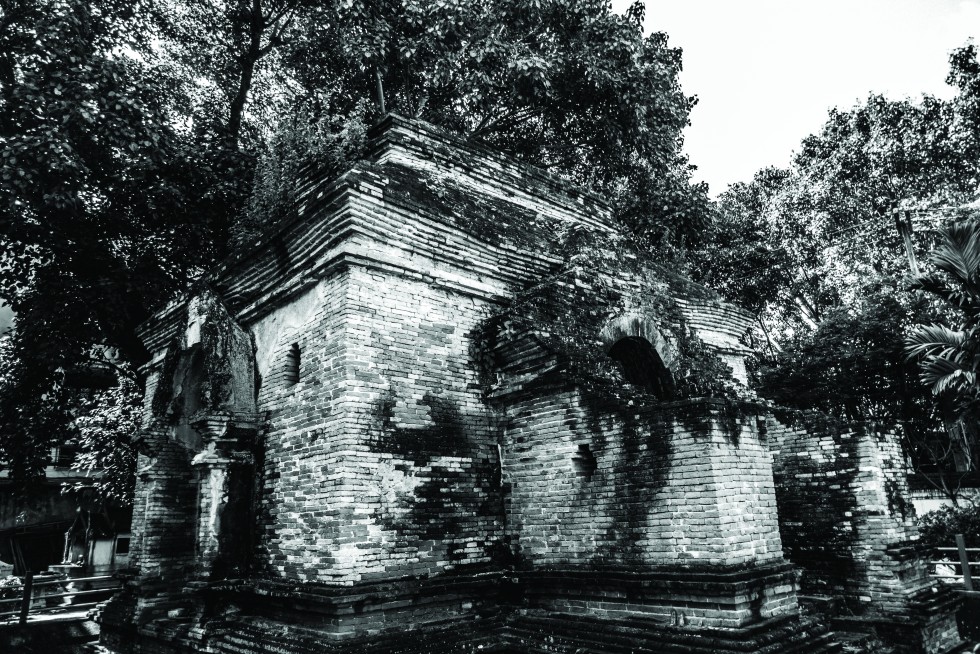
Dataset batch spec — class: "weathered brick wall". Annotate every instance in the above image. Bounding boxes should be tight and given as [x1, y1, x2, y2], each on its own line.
[128, 290, 259, 582]
[248, 274, 352, 582]
[674, 297, 753, 384]
[250, 267, 504, 585]
[504, 393, 796, 627]
[128, 428, 197, 579]
[340, 267, 504, 576]
[769, 418, 923, 604]
[770, 416, 962, 653]
[506, 394, 783, 569]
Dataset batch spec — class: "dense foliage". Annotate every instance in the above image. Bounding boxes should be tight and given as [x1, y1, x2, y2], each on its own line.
[696, 43, 980, 334]
[66, 376, 141, 504]
[0, 0, 254, 492]
[239, 0, 710, 248]
[918, 502, 980, 550]
[0, 0, 711, 498]
[754, 292, 931, 424]
[471, 222, 743, 409]
[904, 219, 980, 499]
[690, 45, 980, 501]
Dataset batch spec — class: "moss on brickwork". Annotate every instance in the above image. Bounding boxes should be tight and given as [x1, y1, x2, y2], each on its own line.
[150, 289, 256, 433]
[767, 412, 956, 646]
[592, 407, 671, 565]
[195, 290, 256, 413]
[884, 476, 913, 520]
[771, 416, 861, 597]
[150, 314, 186, 422]
[384, 162, 546, 251]
[574, 390, 675, 567]
[469, 218, 745, 419]
[365, 360, 502, 559]
[667, 397, 757, 445]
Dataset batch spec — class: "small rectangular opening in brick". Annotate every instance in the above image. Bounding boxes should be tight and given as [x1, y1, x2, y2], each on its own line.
[573, 443, 597, 479]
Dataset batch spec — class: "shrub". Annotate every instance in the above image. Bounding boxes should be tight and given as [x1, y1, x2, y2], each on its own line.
[918, 502, 980, 551]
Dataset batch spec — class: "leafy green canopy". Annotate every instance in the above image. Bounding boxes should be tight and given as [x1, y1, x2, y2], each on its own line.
[241, 0, 709, 248]
[905, 219, 980, 502]
[693, 45, 980, 405]
[0, 0, 711, 496]
[690, 45, 980, 502]
[0, 0, 252, 491]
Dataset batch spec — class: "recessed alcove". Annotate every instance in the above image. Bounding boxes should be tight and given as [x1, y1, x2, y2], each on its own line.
[285, 342, 301, 386]
[608, 336, 674, 400]
[572, 443, 598, 479]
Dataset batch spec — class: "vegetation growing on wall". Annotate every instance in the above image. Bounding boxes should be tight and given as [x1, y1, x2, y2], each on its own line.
[1, 0, 712, 495]
[470, 223, 744, 408]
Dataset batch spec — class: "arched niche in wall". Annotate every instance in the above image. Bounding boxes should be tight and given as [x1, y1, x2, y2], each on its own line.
[600, 314, 677, 400]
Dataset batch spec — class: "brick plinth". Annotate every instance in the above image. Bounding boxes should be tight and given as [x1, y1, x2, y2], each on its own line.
[502, 392, 796, 629]
[515, 564, 799, 628]
[128, 431, 198, 580]
[103, 572, 507, 654]
[504, 611, 839, 654]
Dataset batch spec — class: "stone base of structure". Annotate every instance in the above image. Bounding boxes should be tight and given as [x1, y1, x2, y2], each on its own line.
[99, 565, 842, 654]
[504, 611, 838, 654]
[516, 563, 800, 629]
[805, 585, 964, 654]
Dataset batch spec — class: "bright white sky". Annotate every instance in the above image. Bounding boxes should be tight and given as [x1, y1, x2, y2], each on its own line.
[610, 0, 980, 196]
[0, 304, 11, 335]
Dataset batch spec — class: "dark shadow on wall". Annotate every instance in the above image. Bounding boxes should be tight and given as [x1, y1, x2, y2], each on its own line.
[580, 396, 673, 568]
[772, 421, 860, 599]
[370, 391, 503, 561]
[608, 336, 674, 401]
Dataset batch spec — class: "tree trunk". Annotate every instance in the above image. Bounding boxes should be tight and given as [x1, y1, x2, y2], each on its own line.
[227, 0, 264, 146]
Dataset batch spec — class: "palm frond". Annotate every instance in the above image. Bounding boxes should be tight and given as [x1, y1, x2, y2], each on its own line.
[905, 324, 969, 360]
[935, 221, 980, 283]
[923, 362, 976, 395]
[911, 272, 959, 305]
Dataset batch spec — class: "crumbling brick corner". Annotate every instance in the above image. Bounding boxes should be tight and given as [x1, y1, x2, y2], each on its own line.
[770, 415, 964, 654]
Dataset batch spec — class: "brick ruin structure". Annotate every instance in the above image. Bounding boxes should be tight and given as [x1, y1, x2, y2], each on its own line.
[99, 116, 963, 654]
[770, 418, 962, 652]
